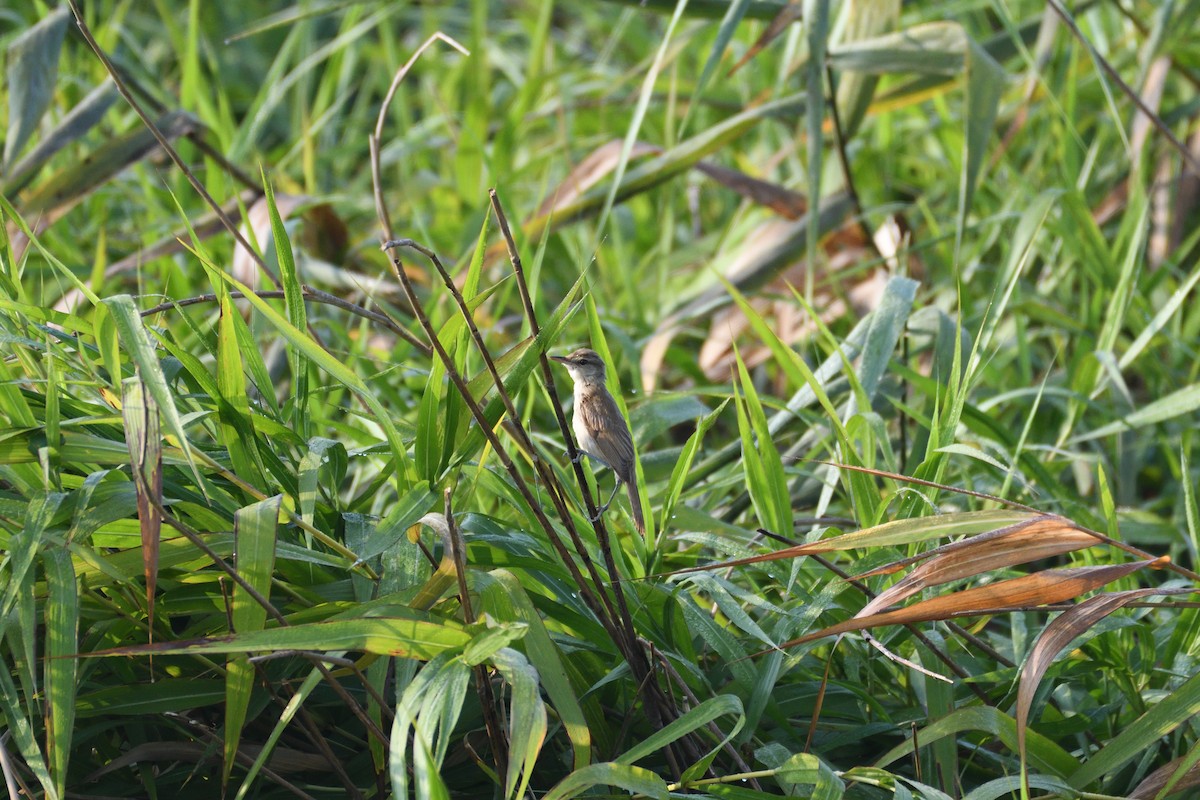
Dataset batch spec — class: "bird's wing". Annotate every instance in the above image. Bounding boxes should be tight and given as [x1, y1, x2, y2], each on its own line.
[578, 389, 635, 481]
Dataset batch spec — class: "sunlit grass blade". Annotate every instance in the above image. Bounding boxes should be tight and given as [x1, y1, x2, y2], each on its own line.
[104, 295, 203, 489]
[732, 347, 790, 536]
[262, 171, 310, 439]
[199, 258, 414, 486]
[543, 762, 667, 800]
[224, 495, 281, 786]
[477, 569, 591, 771]
[42, 547, 78, 800]
[92, 614, 482, 660]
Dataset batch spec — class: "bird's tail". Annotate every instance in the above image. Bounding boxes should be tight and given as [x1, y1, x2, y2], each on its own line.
[626, 479, 645, 534]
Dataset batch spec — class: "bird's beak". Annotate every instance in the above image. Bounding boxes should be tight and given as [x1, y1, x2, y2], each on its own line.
[550, 355, 569, 364]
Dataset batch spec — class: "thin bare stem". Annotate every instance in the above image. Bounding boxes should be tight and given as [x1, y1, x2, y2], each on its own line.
[381, 237, 623, 627]
[1047, 0, 1200, 175]
[378, 244, 627, 650]
[808, 554, 991, 702]
[488, 189, 692, 771]
[152, 502, 390, 750]
[370, 33, 469, 242]
[139, 286, 430, 354]
[66, 1, 282, 292]
[447, 489, 510, 786]
[647, 641, 761, 788]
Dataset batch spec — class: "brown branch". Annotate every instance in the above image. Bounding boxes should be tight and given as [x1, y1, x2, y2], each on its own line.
[1047, 0, 1200, 175]
[382, 238, 623, 627]
[138, 286, 430, 354]
[152, 502, 390, 755]
[488, 189, 694, 774]
[446, 489, 510, 787]
[66, 1, 283, 292]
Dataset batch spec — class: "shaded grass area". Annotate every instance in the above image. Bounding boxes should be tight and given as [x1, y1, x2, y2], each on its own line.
[2, 1, 1200, 798]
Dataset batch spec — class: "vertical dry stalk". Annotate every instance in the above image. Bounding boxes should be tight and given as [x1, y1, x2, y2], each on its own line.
[382, 238, 623, 623]
[367, 34, 690, 774]
[366, 35, 639, 664]
[488, 189, 694, 773]
[485, 193, 644, 633]
[378, 243, 629, 650]
[445, 489, 509, 783]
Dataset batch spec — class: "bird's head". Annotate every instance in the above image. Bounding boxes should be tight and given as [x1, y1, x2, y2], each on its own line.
[550, 348, 607, 383]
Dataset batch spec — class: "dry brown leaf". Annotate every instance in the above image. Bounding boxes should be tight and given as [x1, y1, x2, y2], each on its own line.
[536, 140, 661, 218]
[667, 509, 1046, 577]
[537, 139, 808, 222]
[852, 515, 1093, 580]
[729, 1, 803, 76]
[1015, 587, 1181, 777]
[777, 558, 1163, 649]
[1131, 754, 1200, 799]
[693, 161, 807, 219]
[852, 517, 1099, 618]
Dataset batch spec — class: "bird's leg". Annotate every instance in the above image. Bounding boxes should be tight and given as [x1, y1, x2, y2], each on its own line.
[589, 478, 623, 522]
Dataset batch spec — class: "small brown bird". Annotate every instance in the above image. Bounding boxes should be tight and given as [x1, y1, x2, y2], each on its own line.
[550, 348, 645, 533]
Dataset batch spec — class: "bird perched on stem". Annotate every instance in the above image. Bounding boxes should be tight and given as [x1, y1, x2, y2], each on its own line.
[550, 348, 645, 534]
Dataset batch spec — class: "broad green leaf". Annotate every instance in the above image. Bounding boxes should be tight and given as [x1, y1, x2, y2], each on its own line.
[263, 172, 310, 439]
[202, 264, 413, 485]
[103, 295, 203, 487]
[477, 570, 591, 771]
[543, 762, 668, 800]
[618, 694, 743, 770]
[4, 6, 70, 167]
[96, 614, 478, 660]
[42, 547, 78, 800]
[733, 348, 790, 536]
[0, 661, 56, 800]
[875, 706, 1078, 778]
[2, 491, 64, 622]
[224, 495, 281, 785]
[491, 647, 548, 800]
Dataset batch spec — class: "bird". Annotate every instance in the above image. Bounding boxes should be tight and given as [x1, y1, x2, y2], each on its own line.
[550, 348, 645, 534]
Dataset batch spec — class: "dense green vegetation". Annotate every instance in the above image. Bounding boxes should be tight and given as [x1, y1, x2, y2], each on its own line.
[3, 1, 1200, 798]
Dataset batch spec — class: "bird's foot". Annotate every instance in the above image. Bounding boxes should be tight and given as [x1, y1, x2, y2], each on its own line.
[588, 500, 613, 522]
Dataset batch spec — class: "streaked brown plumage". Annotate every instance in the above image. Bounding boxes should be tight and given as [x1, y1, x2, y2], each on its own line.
[550, 348, 645, 533]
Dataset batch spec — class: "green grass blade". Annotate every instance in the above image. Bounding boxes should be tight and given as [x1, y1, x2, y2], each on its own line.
[104, 295, 203, 488]
[42, 546, 78, 800]
[543, 762, 667, 800]
[224, 495, 282, 785]
[262, 171, 310, 439]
